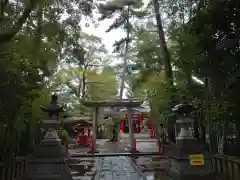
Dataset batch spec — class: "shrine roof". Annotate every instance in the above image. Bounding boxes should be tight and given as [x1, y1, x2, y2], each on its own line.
[133, 107, 150, 113]
[63, 116, 92, 124]
[76, 121, 92, 126]
[120, 107, 150, 113]
[82, 100, 143, 107]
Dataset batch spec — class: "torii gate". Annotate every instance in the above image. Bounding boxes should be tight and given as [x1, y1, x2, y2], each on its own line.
[82, 100, 143, 152]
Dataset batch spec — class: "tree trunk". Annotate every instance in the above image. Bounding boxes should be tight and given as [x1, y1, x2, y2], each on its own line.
[153, 0, 173, 84]
[193, 120, 200, 141]
[82, 71, 86, 99]
[119, 6, 130, 100]
[204, 77, 212, 151]
[234, 112, 240, 156]
[0, 0, 9, 18]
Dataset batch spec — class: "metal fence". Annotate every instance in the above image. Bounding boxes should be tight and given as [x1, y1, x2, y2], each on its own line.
[1, 149, 239, 180]
[212, 154, 240, 180]
[0, 157, 27, 180]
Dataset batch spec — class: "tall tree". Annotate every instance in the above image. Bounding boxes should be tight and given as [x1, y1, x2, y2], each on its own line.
[98, 0, 145, 99]
[0, 0, 96, 160]
[52, 31, 118, 115]
[152, 0, 173, 84]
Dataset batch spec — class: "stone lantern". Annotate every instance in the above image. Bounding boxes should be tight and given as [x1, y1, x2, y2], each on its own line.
[163, 103, 218, 180]
[39, 94, 63, 145]
[172, 103, 195, 145]
[26, 94, 72, 180]
[40, 94, 63, 121]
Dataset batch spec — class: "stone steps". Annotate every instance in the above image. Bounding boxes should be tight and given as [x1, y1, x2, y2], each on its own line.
[68, 157, 97, 180]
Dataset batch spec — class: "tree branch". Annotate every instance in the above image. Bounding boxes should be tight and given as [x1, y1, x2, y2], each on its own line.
[0, 0, 36, 44]
[66, 82, 79, 98]
[196, 0, 206, 12]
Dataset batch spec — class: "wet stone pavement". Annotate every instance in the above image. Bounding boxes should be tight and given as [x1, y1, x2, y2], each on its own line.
[68, 140, 144, 180]
[97, 156, 143, 180]
[68, 139, 168, 180]
[68, 157, 97, 180]
[131, 155, 173, 180]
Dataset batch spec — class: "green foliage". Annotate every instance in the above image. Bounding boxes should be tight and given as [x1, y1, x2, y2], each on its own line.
[129, 0, 240, 154]
[0, 0, 96, 161]
[58, 128, 69, 142]
[53, 65, 118, 115]
[102, 114, 123, 140]
[87, 66, 118, 101]
[98, 0, 145, 52]
[2, 0, 240, 159]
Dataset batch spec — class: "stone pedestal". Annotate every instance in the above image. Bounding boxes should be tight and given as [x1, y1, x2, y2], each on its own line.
[163, 136, 217, 180]
[26, 127, 72, 180]
[34, 128, 65, 158]
[164, 103, 218, 180]
[41, 120, 62, 129]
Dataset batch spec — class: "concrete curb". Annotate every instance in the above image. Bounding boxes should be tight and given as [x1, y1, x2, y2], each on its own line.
[94, 157, 103, 180]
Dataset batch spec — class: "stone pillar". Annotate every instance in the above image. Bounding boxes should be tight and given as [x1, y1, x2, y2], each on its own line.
[92, 106, 99, 152]
[167, 114, 176, 142]
[127, 107, 134, 152]
[65, 138, 68, 155]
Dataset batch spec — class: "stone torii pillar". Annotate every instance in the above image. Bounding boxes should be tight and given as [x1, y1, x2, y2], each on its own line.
[127, 106, 134, 152]
[92, 106, 99, 152]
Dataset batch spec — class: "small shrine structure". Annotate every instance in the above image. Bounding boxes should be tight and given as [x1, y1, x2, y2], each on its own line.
[82, 99, 143, 152]
[120, 104, 150, 134]
[63, 116, 92, 146]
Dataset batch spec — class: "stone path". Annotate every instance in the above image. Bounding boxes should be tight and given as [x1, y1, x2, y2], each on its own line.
[94, 140, 147, 180]
[69, 140, 148, 180]
[96, 156, 145, 180]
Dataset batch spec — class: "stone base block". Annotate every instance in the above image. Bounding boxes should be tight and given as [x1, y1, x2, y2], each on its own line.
[176, 138, 204, 154]
[34, 145, 66, 158]
[166, 167, 218, 180]
[26, 162, 72, 180]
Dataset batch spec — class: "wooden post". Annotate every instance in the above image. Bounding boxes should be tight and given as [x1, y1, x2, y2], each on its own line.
[12, 164, 15, 179]
[127, 107, 134, 152]
[140, 112, 143, 132]
[7, 165, 11, 180]
[22, 160, 25, 176]
[1, 167, 5, 180]
[123, 120, 126, 133]
[88, 127, 90, 137]
[65, 140, 68, 155]
[133, 136, 137, 152]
